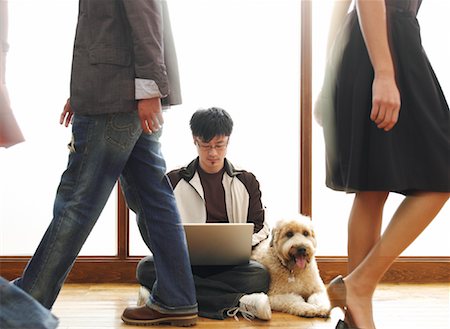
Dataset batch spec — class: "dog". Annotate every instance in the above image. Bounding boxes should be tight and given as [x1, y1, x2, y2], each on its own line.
[251, 215, 330, 318]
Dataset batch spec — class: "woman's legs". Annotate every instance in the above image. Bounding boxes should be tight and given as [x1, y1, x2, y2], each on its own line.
[345, 191, 449, 329]
[343, 191, 387, 327]
[347, 192, 388, 272]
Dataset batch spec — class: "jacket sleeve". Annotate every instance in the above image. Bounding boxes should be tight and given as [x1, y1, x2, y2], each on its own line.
[121, 0, 169, 96]
[167, 169, 184, 190]
[240, 172, 270, 247]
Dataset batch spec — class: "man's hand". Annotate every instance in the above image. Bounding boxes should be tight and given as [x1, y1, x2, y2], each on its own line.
[60, 98, 74, 127]
[138, 98, 164, 134]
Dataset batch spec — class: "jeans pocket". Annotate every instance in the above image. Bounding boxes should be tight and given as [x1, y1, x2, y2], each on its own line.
[105, 112, 141, 149]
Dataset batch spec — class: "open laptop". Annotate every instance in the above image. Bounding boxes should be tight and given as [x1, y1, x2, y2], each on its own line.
[182, 223, 254, 266]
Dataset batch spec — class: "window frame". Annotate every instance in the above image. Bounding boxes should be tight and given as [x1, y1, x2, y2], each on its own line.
[1, 1, 448, 283]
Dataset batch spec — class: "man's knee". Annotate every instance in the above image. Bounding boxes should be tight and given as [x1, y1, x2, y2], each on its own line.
[247, 260, 270, 292]
[136, 255, 156, 286]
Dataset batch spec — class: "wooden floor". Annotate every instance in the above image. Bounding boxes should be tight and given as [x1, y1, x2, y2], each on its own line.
[52, 283, 450, 329]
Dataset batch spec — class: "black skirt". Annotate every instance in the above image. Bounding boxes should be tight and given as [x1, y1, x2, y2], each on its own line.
[322, 0, 450, 195]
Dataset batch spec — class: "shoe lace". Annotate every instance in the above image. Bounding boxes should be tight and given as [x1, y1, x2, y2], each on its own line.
[226, 306, 255, 321]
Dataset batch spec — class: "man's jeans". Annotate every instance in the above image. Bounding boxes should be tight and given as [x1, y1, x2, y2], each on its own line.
[0, 277, 58, 329]
[14, 112, 197, 314]
[137, 256, 270, 319]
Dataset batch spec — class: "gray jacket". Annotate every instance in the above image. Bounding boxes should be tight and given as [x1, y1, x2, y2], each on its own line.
[70, 0, 181, 115]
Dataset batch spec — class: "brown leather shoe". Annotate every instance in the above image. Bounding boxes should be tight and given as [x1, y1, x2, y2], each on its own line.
[121, 305, 197, 327]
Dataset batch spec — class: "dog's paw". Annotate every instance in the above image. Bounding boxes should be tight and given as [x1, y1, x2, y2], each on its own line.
[306, 293, 331, 317]
[298, 305, 330, 318]
[313, 307, 331, 318]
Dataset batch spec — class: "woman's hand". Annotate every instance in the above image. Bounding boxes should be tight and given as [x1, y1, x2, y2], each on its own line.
[370, 74, 401, 131]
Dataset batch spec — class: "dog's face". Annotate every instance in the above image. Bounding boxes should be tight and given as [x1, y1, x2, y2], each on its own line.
[270, 216, 317, 271]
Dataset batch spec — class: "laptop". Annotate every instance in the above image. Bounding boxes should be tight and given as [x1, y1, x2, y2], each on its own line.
[182, 223, 254, 266]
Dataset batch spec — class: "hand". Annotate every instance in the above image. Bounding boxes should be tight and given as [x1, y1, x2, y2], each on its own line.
[138, 98, 164, 134]
[60, 98, 74, 127]
[370, 74, 401, 131]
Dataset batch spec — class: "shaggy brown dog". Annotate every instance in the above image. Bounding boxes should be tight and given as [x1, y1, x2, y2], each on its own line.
[251, 216, 330, 317]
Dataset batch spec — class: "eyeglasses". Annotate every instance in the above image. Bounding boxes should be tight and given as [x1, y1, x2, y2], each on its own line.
[195, 139, 228, 152]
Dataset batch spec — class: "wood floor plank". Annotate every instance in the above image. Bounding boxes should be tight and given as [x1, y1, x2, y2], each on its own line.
[51, 283, 450, 329]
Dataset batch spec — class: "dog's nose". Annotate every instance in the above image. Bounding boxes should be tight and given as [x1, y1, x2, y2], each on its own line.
[297, 247, 307, 255]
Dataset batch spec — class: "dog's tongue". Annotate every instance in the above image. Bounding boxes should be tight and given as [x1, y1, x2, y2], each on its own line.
[295, 255, 307, 269]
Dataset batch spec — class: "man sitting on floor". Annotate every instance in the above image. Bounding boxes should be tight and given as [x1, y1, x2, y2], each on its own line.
[135, 107, 272, 321]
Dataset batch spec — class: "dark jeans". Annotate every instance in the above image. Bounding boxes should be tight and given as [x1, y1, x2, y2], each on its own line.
[0, 277, 58, 329]
[137, 255, 270, 320]
[14, 113, 197, 314]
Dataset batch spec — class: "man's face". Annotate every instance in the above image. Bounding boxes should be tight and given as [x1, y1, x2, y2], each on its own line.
[194, 135, 229, 174]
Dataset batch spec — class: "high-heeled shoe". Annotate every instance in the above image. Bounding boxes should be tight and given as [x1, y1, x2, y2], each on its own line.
[335, 319, 358, 329]
[327, 275, 361, 329]
[335, 319, 350, 329]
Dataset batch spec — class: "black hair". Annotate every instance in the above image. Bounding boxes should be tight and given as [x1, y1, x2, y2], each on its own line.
[190, 107, 233, 142]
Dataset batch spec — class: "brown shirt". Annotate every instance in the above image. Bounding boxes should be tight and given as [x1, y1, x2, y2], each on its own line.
[197, 166, 229, 223]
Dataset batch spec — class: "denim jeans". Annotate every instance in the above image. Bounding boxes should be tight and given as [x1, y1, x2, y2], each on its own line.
[14, 112, 197, 314]
[0, 277, 58, 329]
[137, 256, 270, 319]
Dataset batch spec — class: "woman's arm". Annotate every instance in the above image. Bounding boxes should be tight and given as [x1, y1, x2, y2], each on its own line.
[326, 0, 352, 60]
[356, 0, 401, 131]
[0, 1, 7, 46]
[1, 0, 8, 83]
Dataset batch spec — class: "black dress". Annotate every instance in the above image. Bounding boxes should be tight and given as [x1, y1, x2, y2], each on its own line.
[323, 0, 450, 195]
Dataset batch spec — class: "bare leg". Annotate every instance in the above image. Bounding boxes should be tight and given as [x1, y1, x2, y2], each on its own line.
[345, 192, 449, 329]
[348, 192, 387, 272]
[344, 192, 387, 326]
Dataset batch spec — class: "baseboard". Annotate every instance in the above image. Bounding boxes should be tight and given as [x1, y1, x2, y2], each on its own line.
[1, 256, 449, 283]
[316, 256, 450, 283]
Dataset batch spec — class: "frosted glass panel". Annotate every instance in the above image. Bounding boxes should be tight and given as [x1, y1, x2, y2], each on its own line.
[3, 0, 446, 258]
[0, 0, 117, 256]
[129, 0, 301, 256]
[312, 0, 450, 256]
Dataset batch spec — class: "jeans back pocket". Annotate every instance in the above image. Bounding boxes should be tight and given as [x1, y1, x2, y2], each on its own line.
[105, 112, 141, 150]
